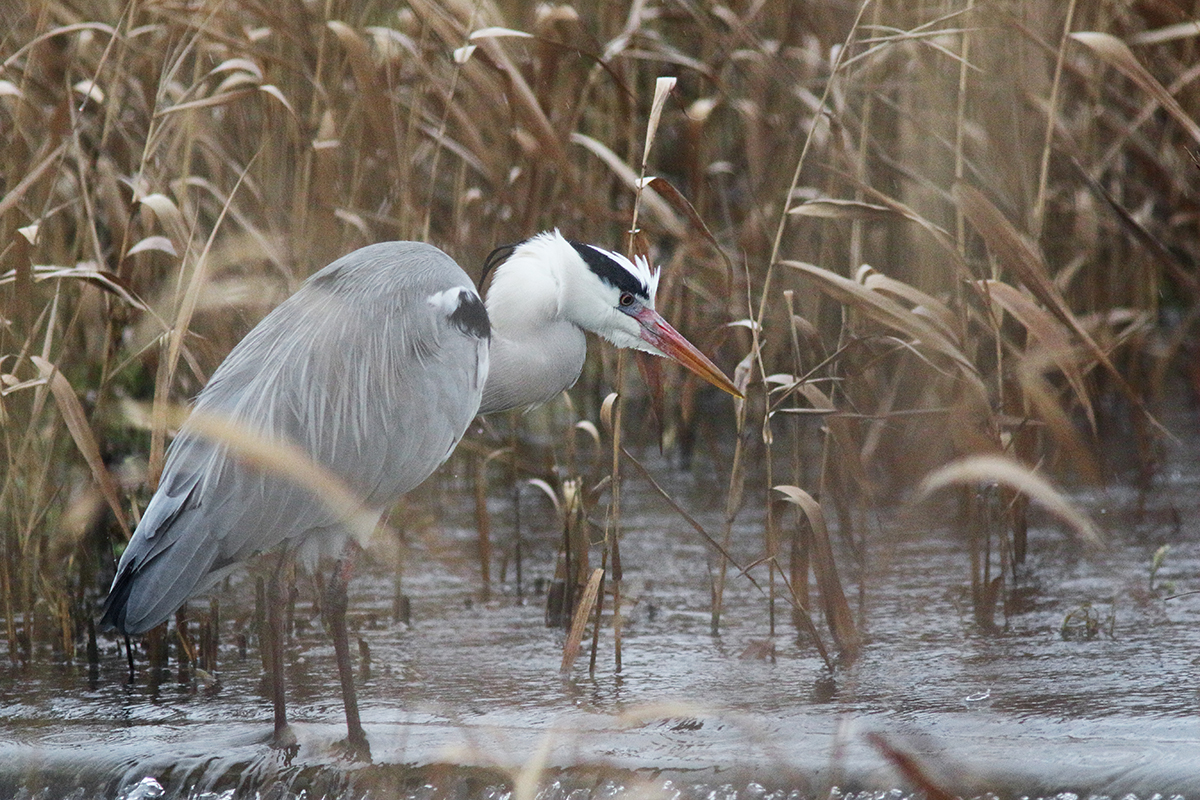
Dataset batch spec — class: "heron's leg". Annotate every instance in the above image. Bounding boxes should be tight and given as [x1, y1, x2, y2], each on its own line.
[266, 556, 295, 748]
[325, 543, 370, 759]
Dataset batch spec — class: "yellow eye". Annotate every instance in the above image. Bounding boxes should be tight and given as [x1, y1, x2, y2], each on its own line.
[619, 292, 635, 307]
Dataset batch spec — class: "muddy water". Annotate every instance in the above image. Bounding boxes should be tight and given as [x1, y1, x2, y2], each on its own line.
[3, 420, 1200, 798]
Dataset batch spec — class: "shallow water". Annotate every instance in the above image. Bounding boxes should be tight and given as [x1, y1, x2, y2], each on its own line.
[4, 414, 1200, 799]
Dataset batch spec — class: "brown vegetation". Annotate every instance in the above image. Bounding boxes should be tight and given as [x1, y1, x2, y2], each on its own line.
[2, 0, 1198, 668]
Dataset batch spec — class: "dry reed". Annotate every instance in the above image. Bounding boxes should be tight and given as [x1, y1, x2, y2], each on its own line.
[1, 0, 1196, 671]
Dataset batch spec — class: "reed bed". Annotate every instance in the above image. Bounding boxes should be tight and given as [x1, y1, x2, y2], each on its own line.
[1, 0, 1197, 674]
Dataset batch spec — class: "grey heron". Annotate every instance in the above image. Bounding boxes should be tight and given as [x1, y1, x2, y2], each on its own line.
[99, 229, 739, 756]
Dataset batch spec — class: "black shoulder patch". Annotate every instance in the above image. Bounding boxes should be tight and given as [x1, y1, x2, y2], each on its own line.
[569, 241, 648, 299]
[450, 290, 491, 339]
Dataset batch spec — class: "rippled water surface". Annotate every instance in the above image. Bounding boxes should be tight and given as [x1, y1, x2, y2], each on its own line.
[4, 410, 1200, 799]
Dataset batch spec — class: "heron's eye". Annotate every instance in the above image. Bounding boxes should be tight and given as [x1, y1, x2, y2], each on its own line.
[618, 292, 636, 308]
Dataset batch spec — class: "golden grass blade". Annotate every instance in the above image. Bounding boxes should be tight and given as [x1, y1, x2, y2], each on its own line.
[137, 193, 188, 252]
[18, 224, 39, 246]
[1, 264, 147, 311]
[208, 57, 263, 80]
[858, 265, 960, 344]
[560, 567, 604, 674]
[954, 183, 1165, 436]
[512, 727, 555, 800]
[0, 141, 67, 219]
[980, 279, 1096, 432]
[212, 71, 260, 94]
[72, 79, 105, 106]
[326, 21, 392, 144]
[525, 478, 562, 516]
[126, 236, 178, 258]
[1, 22, 117, 72]
[789, 198, 898, 222]
[573, 419, 601, 447]
[917, 454, 1102, 546]
[640, 175, 734, 289]
[639, 176, 715, 243]
[633, 350, 665, 432]
[1068, 155, 1199, 300]
[782, 260, 977, 375]
[469, 27, 534, 41]
[1128, 21, 1200, 46]
[865, 732, 958, 800]
[846, 187, 966, 271]
[570, 133, 686, 237]
[1013, 358, 1101, 484]
[472, 35, 569, 170]
[599, 391, 618, 434]
[643, 76, 676, 169]
[155, 89, 259, 116]
[773, 485, 858, 658]
[1070, 31, 1200, 145]
[160, 248, 210, 387]
[954, 184, 1058, 304]
[156, 406, 385, 546]
[256, 85, 296, 117]
[31, 357, 130, 538]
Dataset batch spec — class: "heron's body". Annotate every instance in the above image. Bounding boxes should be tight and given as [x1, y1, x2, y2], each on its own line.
[103, 242, 488, 634]
[100, 230, 738, 754]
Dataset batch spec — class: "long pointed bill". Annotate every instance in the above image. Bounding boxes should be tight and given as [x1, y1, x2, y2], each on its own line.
[634, 307, 743, 399]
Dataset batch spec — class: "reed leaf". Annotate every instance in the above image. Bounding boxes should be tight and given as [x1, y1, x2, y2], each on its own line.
[954, 182, 1163, 435]
[979, 278, 1096, 432]
[917, 455, 1102, 546]
[560, 567, 604, 674]
[31, 357, 130, 539]
[783, 260, 977, 376]
[774, 485, 858, 658]
[1070, 31, 1200, 145]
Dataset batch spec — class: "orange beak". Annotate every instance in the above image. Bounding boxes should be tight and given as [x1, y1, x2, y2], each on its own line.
[634, 307, 743, 399]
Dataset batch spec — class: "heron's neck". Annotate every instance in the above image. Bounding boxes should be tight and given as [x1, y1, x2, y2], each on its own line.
[478, 253, 588, 414]
[478, 320, 587, 414]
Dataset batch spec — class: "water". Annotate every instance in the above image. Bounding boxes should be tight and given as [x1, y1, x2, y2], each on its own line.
[3, 427, 1200, 798]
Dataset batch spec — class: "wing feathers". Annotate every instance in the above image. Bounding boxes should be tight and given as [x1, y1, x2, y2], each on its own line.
[102, 242, 489, 633]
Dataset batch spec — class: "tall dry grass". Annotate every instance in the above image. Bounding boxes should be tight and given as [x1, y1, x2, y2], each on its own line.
[1, 0, 1197, 668]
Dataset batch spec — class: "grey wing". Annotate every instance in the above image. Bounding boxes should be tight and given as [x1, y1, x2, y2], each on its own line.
[97, 431, 311, 634]
[101, 242, 489, 635]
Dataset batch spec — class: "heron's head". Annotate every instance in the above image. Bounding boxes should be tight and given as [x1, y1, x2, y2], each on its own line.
[562, 237, 662, 353]
[488, 230, 740, 397]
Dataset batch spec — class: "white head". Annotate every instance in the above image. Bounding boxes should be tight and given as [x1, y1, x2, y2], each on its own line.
[484, 230, 740, 397]
[557, 233, 662, 353]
